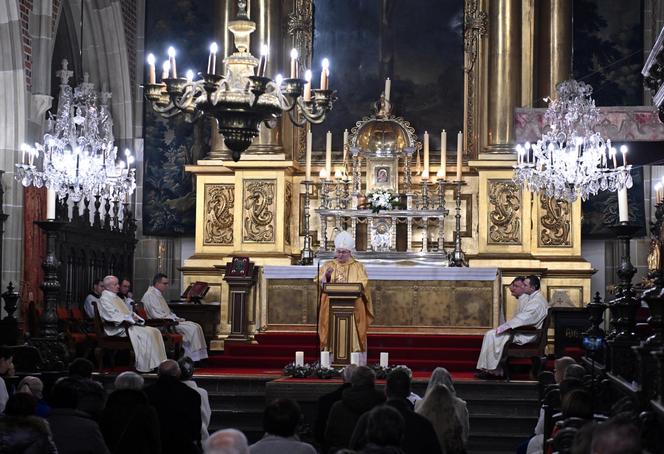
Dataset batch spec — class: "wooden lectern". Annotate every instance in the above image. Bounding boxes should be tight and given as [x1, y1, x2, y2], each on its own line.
[223, 257, 258, 343]
[323, 283, 364, 366]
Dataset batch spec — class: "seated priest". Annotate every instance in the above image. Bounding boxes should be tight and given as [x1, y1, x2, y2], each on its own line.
[98, 275, 167, 373]
[475, 275, 548, 379]
[318, 230, 374, 365]
[140, 273, 208, 362]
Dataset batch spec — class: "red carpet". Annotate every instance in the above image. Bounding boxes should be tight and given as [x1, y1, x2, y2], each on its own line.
[207, 332, 485, 373]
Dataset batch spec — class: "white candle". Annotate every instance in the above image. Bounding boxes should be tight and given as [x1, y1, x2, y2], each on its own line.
[334, 169, 343, 180]
[208, 42, 218, 74]
[343, 129, 349, 163]
[161, 61, 170, 81]
[384, 77, 391, 101]
[258, 44, 268, 77]
[305, 129, 312, 180]
[47, 188, 56, 220]
[321, 351, 330, 368]
[185, 69, 194, 83]
[295, 351, 304, 366]
[303, 70, 312, 102]
[319, 168, 328, 179]
[290, 48, 298, 78]
[321, 58, 329, 90]
[147, 53, 156, 84]
[421, 170, 429, 181]
[325, 131, 332, 175]
[620, 145, 628, 167]
[456, 131, 463, 181]
[423, 131, 430, 175]
[618, 188, 629, 222]
[440, 130, 447, 179]
[167, 46, 177, 78]
[380, 352, 389, 368]
[350, 352, 360, 366]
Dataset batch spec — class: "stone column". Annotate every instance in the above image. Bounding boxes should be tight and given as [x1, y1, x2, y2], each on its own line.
[486, 0, 521, 154]
[536, 0, 572, 105]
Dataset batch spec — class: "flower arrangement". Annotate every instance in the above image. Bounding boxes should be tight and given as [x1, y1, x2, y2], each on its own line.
[366, 189, 400, 213]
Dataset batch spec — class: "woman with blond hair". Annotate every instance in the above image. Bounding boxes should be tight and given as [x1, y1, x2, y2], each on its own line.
[416, 383, 466, 454]
[416, 367, 469, 444]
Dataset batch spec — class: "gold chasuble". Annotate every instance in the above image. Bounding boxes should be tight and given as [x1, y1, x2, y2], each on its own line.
[318, 257, 374, 352]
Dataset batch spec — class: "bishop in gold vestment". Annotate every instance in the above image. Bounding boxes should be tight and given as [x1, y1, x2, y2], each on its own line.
[318, 231, 374, 359]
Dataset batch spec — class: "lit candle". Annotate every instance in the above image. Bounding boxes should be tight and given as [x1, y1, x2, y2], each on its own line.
[334, 169, 343, 180]
[46, 188, 56, 220]
[618, 187, 629, 223]
[305, 128, 312, 180]
[343, 129, 349, 163]
[325, 130, 332, 175]
[423, 131, 430, 175]
[380, 352, 389, 368]
[146, 53, 156, 84]
[350, 352, 360, 366]
[610, 147, 617, 168]
[20, 144, 26, 165]
[321, 351, 330, 368]
[290, 48, 298, 78]
[421, 170, 429, 181]
[167, 46, 177, 78]
[257, 44, 268, 77]
[655, 183, 662, 205]
[320, 58, 329, 90]
[620, 145, 628, 167]
[319, 168, 328, 179]
[384, 77, 391, 102]
[207, 42, 218, 74]
[303, 70, 312, 102]
[161, 61, 170, 81]
[295, 351, 304, 367]
[440, 130, 447, 180]
[456, 131, 463, 181]
[185, 69, 194, 83]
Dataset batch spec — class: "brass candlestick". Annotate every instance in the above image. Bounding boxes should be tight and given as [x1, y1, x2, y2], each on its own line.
[299, 180, 314, 265]
[449, 180, 467, 267]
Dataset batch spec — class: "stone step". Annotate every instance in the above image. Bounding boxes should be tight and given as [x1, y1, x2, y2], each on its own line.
[470, 414, 537, 434]
[467, 432, 529, 454]
[208, 391, 266, 411]
[466, 396, 540, 416]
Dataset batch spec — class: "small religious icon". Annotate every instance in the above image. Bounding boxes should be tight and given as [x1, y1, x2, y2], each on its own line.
[376, 167, 389, 183]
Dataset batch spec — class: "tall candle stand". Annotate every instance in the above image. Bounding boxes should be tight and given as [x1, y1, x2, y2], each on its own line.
[449, 180, 467, 267]
[320, 177, 332, 209]
[420, 178, 431, 210]
[299, 180, 314, 265]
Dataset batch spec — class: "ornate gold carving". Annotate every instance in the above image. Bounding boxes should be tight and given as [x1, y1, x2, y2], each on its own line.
[539, 194, 571, 247]
[203, 184, 234, 245]
[464, 0, 488, 156]
[488, 180, 521, 244]
[284, 182, 292, 245]
[243, 179, 276, 243]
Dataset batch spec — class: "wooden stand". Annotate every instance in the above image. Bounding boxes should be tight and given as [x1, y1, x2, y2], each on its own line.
[223, 258, 258, 343]
[323, 283, 363, 366]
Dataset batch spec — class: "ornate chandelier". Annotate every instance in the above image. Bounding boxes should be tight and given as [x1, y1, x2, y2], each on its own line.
[143, 0, 336, 162]
[16, 59, 136, 204]
[513, 80, 632, 202]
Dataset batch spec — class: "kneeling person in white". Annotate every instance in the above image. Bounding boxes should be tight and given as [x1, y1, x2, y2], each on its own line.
[476, 275, 548, 377]
[141, 273, 208, 361]
[98, 275, 167, 373]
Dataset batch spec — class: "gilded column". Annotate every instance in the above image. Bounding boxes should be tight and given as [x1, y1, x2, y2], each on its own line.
[536, 0, 572, 105]
[486, 0, 521, 154]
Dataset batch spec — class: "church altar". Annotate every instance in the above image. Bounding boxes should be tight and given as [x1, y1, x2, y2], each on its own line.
[261, 265, 500, 335]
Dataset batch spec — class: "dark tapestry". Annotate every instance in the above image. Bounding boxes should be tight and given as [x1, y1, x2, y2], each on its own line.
[311, 0, 465, 156]
[143, 0, 214, 235]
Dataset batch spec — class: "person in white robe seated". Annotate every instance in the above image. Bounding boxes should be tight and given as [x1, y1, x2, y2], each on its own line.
[475, 275, 549, 379]
[140, 273, 208, 362]
[98, 275, 167, 373]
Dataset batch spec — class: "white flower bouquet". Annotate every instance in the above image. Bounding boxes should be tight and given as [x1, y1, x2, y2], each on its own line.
[366, 189, 400, 213]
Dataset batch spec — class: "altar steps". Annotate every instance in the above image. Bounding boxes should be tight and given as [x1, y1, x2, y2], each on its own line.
[210, 332, 484, 372]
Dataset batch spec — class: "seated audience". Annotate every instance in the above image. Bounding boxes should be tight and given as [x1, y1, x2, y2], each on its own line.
[249, 398, 316, 454]
[415, 366, 469, 443]
[17, 376, 50, 418]
[325, 366, 385, 453]
[394, 366, 421, 408]
[590, 416, 641, 454]
[47, 377, 110, 454]
[145, 359, 201, 454]
[315, 364, 357, 445]
[118, 278, 135, 312]
[205, 429, 250, 454]
[0, 392, 57, 453]
[179, 356, 211, 443]
[0, 345, 14, 413]
[351, 369, 442, 454]
[68, 357, 95, 379]
[101, 371, 161, 454]
[360, 405, 406, 454]
[140, 273, 208, 361]
[564, 364, 587, 382]
[83, 278, 104, 319]
[415, 383, 465, 454]
[97, 275, 167, 373]
[476, 275, 548, 378]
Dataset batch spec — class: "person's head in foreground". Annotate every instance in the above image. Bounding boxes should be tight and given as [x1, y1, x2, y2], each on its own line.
[366, 405, 404, 449]
[554, 356, 577, 384]
[158, 359, 181, 379]
[204, 428, 249, 454]
[262, 398, 303, 438]
[590, 415, 641, 454]
[114, 371, 145, 390]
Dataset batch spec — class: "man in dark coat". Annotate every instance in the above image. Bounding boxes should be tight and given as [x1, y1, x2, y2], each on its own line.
[324, 366, 385, 453]
[350, 369, 443, 454]
[315, 364, 357, 445]
[144, 359, 202, 454]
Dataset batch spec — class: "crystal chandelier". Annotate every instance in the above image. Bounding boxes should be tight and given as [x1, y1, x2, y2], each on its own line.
[513, 80, 632, 202]
[15, 59, 136, 204]
[143, 0, 336, 162]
